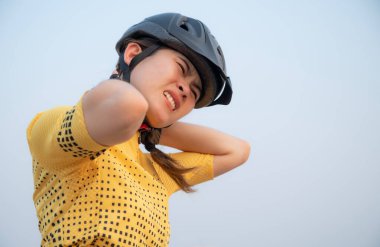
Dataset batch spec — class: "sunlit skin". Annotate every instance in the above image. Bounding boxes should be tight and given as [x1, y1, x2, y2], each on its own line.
[124, 43, 202, 128]
[82, 42, 250, 177]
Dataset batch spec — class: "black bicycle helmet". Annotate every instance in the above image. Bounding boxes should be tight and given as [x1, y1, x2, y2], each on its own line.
[115, 12, 232, 108]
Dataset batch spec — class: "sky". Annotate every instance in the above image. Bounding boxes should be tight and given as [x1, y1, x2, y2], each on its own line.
[1, 0, 380, 246]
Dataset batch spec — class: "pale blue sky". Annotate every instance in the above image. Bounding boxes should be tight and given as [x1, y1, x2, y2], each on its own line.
[1, 0, 380, 246]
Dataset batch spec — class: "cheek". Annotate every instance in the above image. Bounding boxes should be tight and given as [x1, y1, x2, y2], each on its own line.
[131, 64, 177, 93]
[145, 100, 170, 127]
[182, 106, 194, 117]
[176, 103, 194, 120]
[155, 60, 179, 81]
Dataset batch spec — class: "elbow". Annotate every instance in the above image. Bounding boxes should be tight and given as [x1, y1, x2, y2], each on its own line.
[214, 140, 251, 177]
[81, 79, 149, 146]
[114, 92, 148, 142]
[117, 86, 149, 127]
[236, 140, 251, 166]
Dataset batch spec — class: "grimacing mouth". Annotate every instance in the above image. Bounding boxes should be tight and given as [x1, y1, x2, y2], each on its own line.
[163, 91, 177, 111]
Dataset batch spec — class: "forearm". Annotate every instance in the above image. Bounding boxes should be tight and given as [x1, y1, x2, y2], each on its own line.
[159, 122, 245, 155]
[160, 122, 251, 177]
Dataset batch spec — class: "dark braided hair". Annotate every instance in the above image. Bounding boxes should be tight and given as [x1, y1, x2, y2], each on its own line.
[117, 37, 197, 193]
[139, 127, 196, 193]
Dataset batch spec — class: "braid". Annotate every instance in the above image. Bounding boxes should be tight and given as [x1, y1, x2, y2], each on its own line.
[139, 128, 196, 193]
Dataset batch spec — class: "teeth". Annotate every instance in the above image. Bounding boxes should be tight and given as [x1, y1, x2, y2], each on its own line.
[164, 92, 176, 110]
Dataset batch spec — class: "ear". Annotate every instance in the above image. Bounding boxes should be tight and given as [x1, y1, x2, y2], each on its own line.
[123, 42, 143, 65]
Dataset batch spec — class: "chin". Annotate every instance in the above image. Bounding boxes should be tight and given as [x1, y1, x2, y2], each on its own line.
[146, 113, 172, 129]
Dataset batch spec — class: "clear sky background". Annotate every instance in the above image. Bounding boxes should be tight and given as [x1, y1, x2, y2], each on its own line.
[1, 0, 379, 246]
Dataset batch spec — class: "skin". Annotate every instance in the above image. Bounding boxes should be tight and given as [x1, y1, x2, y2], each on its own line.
[125, 43, 202, 128]
[82, 42, 250, 177]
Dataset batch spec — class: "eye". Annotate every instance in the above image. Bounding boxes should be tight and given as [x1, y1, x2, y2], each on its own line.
[177, 62, 185, 74]
[191, 85, 200, 101]
[191, 89, 197, 99]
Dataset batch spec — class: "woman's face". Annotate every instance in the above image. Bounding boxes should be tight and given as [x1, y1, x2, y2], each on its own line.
[129, 46, 202, 128]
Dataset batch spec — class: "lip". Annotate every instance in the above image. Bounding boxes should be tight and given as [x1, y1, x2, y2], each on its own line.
[163, 90, 181, 111]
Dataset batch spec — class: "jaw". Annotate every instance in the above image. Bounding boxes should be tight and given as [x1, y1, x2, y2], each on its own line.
[144, 91, 192, 128]
[145, 106, 173, 129]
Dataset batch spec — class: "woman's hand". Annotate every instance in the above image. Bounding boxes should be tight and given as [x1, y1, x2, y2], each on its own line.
[159, 122, 251, 177]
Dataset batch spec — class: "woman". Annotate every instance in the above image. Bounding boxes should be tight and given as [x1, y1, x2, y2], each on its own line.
[27, 13, 250, 247]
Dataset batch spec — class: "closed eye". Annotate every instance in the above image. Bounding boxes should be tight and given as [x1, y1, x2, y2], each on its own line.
[191, 89, 197, 100]
[177, 62, 185, 74]
[191, 84, 201, 101]
[177, 59, 201, 101]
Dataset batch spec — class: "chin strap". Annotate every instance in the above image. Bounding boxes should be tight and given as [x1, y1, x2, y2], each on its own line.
[138, 123, 152, 132]
[111, 44, 161, 82]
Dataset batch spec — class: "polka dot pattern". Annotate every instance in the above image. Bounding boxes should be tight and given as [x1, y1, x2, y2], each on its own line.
[27, 95, 214, 246]
[57, 107, 106, 160]
[32, 144, 171, 246]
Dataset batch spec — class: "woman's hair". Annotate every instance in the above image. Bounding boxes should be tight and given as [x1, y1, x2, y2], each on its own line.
[116, 37, 197, 193]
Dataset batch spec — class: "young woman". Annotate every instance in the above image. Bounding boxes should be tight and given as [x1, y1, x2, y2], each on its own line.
[27, 13, 250, 247]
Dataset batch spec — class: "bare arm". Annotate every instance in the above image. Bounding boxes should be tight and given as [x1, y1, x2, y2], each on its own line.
[159, 122, 251, 177]
[82, 79, 148, 146]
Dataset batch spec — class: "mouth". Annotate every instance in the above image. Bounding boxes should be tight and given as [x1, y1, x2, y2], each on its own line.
[163, 91, 178, 111]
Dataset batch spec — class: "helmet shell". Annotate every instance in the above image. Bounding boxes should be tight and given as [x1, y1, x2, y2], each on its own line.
[116, 13, 232, 108]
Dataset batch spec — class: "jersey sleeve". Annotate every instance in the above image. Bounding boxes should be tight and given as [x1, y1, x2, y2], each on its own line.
[149, 152, 214, 196]
[26, 92, 109, 173]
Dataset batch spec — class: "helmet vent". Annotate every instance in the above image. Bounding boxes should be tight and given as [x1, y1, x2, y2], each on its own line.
[217, 46, 223, 56]
[180, 22, 189, 31]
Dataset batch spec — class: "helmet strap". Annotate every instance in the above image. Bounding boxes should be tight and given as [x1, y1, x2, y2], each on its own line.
[115, 44, 161, 82]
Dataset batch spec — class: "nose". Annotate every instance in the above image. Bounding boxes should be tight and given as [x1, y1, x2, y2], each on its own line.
[178, 82, 190, 99]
